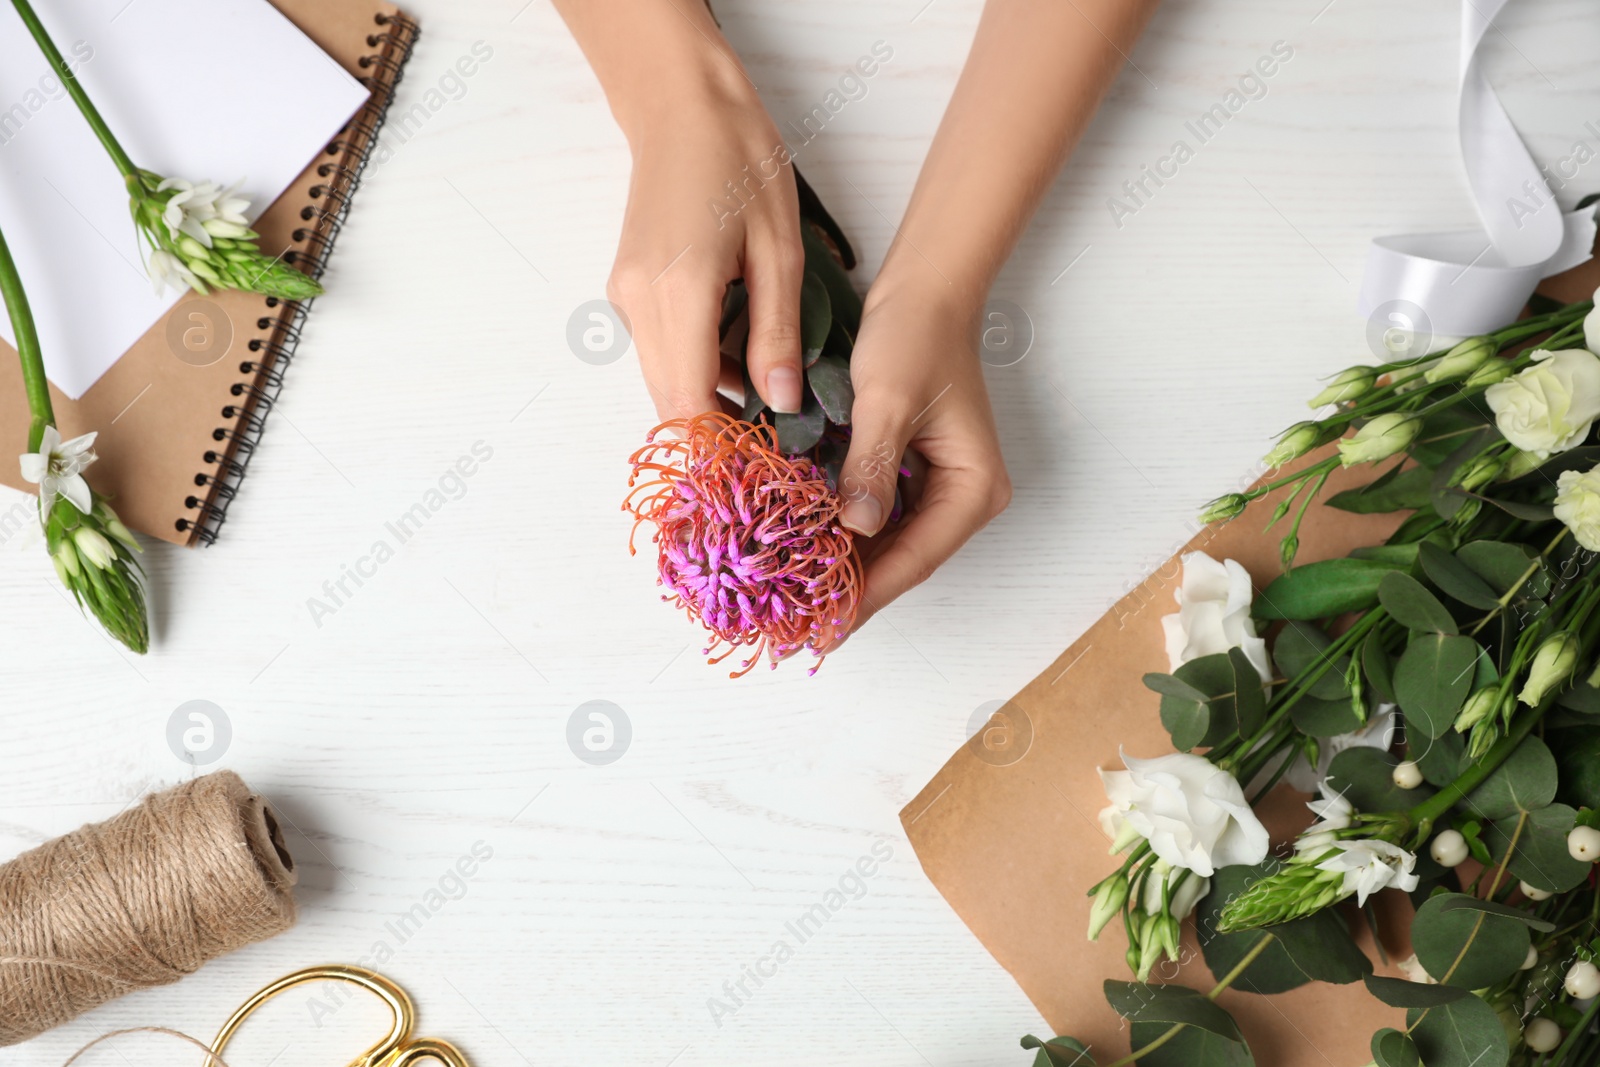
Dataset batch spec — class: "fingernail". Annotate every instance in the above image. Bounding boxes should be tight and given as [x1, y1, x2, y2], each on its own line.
[841, 496, 882, 536]
[766, 366, 802, 413]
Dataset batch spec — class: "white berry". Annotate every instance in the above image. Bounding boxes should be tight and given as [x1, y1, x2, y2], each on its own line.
[1566, 961, 1600, 1000]
[1568, 825, 1600, 862]
[1392, 760, 1424, 790]
[1429, 829, 1469, 867]
[1525, 1017, 1562, 1053]
[1521, 880, 1553, 901]
[1523, 945, 1539, 970]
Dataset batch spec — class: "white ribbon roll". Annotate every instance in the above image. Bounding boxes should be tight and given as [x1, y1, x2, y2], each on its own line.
[1357, 0, 1597, 338]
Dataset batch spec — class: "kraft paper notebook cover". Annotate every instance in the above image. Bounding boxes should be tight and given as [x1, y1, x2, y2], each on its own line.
[0, 0, 418, 546]
[898, 255, 1600, 1065]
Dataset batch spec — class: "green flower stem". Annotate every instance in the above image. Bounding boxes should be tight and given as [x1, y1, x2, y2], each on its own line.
[1468, 528, 1570, 636]
[1101, 934, 1278, 1067]
[0, 221, 53, 452]
[1550, 989, 1600, 1066]
[10, 0, 138, 182]
[1406, 704, 1548, 840]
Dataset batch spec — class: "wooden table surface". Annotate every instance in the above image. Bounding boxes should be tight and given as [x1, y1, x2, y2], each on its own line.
[5, 1, 1599, 1063]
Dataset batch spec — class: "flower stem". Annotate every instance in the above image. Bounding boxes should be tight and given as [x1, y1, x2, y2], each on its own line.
[10, 0, 139, 182]
[1406, 704, 1548, 839]
[1101, 934, 1277, 1067]
[0, 221, 53, 452]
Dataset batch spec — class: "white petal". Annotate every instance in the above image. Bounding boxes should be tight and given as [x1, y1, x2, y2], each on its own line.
[59, 472, 92, 515]
[37, 424, 62, 457]
[57, 430, 97, 459]
[18, 452, 45, 483]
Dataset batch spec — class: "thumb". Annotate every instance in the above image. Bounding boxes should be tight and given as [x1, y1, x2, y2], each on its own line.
[838, 396, 912, 537]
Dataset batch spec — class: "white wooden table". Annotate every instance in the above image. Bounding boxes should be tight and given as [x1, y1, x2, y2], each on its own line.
[5, 1, 1600, 1063]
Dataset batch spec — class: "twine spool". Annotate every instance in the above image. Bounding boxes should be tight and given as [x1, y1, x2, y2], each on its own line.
[0, 770, 297, 1046]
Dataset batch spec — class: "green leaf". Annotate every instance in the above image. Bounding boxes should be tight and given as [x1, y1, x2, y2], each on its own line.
[1464, 735, 1558, 819]
[1410, 408, 1491, 468]
[1457, 540, 1550, 599]
[739, 362, 765, 421]
[1129, 1021, 1255, 1067]
[1558, 682, 1600, 715]
[806, 354, 854, 424]
[1434, 894, 1556, 932]
[1361, 636, 1397, 704]
[1413, 728, 1468, 788]
[1371, 1028, 1421, 1067]
[1272, 622, 1350, 701]
[1326, 746, 1432, 813]
[1411, 891, 1530, 989]
[1417, 542, 1501, 610]
[1406, 994, 1510, 1067]
[1021, 1035, 1096, 1067]
[1143, 672, 1209, 703]
[799, 222, 861, 335]
[1551, 725, 1600, 807]
[1155, 654, 1240, 751]
[1429, 432, 1494, 520]
[1196, 864, 1371, 995]
[1290, 695, 1365, 737]
[1229, 648, 1265, 739]
[1350, 543, 1421, 567]
[773, 389, 827, 453]
[1104, 982, 1242, 1039]
[1482, 804, 1590, 892]
[1328, 465, 1434, 513]
[799, 270, 831, 365]
[1471, 494, 1555, 522]
[1378, 571, 1458, 634]
[1364, 974, 1471, 1009]
[1255, 558, 1400, 620]
[1393, 633, 1477, 738]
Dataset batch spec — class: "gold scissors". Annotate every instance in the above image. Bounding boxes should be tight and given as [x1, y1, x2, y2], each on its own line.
[208, 964, 470, 1067]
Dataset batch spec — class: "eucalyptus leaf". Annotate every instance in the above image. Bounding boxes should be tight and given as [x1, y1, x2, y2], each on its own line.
[1326, 746, 1432, 813]
[1482, 803, 1590, 892]
[1457, 540, 1550, 598]
[1393, 633, 1477, 738]
[807, 354, 854, 424]
[1417, 542, 1500, 610]
[1230, 648, 1266, 739]
[1551, 725, 1600, 808]
[1558, 682, 1600, 715]
[1471, 494, 1556, 522]
[1406, 994, 1509, 1067]
[1464, 735, 1558, 819]
[1157, 654, 1239, 751]
[1378, 571, 1457, 634]
[1196, 864, 1371, 994]
[1255, 559, 1400, 620]
[1371, 1028, 1421, 1067]
[1104, 982, 1243, 1039]
[1435, 894, 1556, 931]
[1413, 728, 1468, 788]
[1363, 975, 1470, 1009]
[1129, 1021, 1254, 1067]
[1021, 1035, 1095, 1067]
[1411, 891, 1529, 989]
[1361, 636, 1396, 704]
[1272, 622, 1350, 701]
[1290, 695, 1365, 737]
[799, 270, 831, 365]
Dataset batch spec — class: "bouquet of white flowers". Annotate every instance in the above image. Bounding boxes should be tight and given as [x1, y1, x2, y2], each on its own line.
[1029, 293, 1600, 1067]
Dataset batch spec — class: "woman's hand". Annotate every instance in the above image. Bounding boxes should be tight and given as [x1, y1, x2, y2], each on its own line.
[838, 276, 1011, 628]
[552, 0, 806, 421]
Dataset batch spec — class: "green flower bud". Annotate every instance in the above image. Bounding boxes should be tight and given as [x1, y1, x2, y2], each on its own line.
[1465, 359, 1515, 388]
[1156, 914, 1182, 962]
[1087, 875, 1129, 941]
[53, 539, 80, 581]
[1264, 421, 1323, 468]
[1424, 336, 1497, 383]
[1338, 413, 1419, 467]
[1308, 366, 1375, 408]
[72, 526, 117, 570]
[1451, 453, 1504, 492]
[177, 234, 209, 259]
[1521, 633, 1581, 706]
[1198, 493, 1249, 525]
[1455, 688, 1501, 732]
[1498, 449, 1544, 482]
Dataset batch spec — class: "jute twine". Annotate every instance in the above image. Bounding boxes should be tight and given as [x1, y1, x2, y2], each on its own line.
[0, 770, 298, 1046]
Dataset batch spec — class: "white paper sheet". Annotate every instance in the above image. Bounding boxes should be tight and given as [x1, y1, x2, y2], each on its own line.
[0, 0, 370, 398]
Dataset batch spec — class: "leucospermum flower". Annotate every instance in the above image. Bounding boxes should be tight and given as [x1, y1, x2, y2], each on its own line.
[624, 412, 864, 677]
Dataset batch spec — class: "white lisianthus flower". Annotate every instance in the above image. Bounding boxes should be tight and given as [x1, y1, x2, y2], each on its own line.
[1555, 464, 1600, 552]
[1099, 749, 1270, 877]
[1160, 552, 1270, 682]
[1140, 861, 1210, 921]
[18, 424, 97, 517]
[158, 177, 250, 248]
[1314, 838, 1419, 907]
[1484, 348, 1600, 458]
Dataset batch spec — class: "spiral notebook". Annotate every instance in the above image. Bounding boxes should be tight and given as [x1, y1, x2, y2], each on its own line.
[0, 0, 418, 546]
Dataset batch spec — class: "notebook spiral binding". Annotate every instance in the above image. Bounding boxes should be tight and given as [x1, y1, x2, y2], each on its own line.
[178, 11, 420, 545]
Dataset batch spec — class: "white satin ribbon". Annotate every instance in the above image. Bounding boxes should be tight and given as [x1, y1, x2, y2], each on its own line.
[1357, 0, 1597, 338]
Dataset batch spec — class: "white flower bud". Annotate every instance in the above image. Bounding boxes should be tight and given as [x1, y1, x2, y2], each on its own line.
[1264, 421, 1322, 468]
[1466, 359, 1515, 388]
[1338, 413, 1420, 467]
[1520, 632, 1580, 706]
[1569, 825, 1600, 863]
[1455, 688, 1502, 733]
[1525, 1017, 1563, 1053]
[72, 526, 117, 570]
[1521, 880, 1553, 901]
[1429, 829, 1469, 868]
[1308, 366, 1375, 408]
[1566, 960, 1600, 1000]
[1392, 760, 1423, 790]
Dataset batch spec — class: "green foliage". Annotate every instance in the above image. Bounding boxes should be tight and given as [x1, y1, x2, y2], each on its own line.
[1195, 864, 1371, 994]
[1105, 982, 1254, 1067]
[1327, 464, 1433, 513]
[1378, 571, 1458, 633]
[1417, 542, 1499, 609]
[1393, 633, 1477, 738]
[1370, 1027, 1421, 1067]
[1145, 654, 1243, 751]
[1326, 747, 1432, 812]
[1464, 735, 1558, 819]
[1254, 559, 1400, 620]
[1550, 725, 1600, 808]
[1483, 804, 1590, 892]
[1290, 695, 1365, 737]
[1406, 996, 1509, 1067]
[1410, 892, 1530, 988]
[1021, 1035, 1095, 1067]
[1272, 622, 1350, 700]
